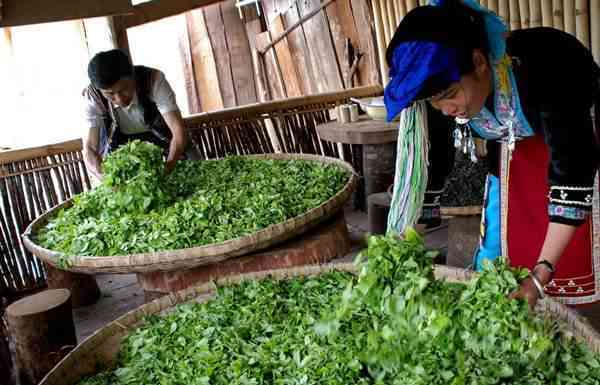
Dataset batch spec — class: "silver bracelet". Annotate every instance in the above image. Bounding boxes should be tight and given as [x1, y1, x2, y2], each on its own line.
[529, 272, 545, 299]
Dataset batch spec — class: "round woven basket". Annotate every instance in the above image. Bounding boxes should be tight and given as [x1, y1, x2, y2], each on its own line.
[22, 153, 357, 274]
[38, 263, 600, 385]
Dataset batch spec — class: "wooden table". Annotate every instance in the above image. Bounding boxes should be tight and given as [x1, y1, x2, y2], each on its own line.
[316, 116, 399, 210]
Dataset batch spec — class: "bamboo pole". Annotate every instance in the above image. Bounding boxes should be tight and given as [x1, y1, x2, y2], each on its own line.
[576, 0, 590, 48]
[509, 0, 520, 30]
[379, 0, 391, 46]
[398, 0, 407, 22]
[564, 0, 576, 36]
[553, 0, 564, 31]
[499, 0, 509, 21]
[393, 0, 402, 28]
[480, 0, 488, 9]
[371, 0, 389, 85]
[541, 0, 552, 27]
[518, 0, 529, 28]
[487, 0, 499, 13]
[406, 0, 418, 13]
[387, 0, 397, 39]
[530, 0, 542, 27]
[592, 0, 600, 64]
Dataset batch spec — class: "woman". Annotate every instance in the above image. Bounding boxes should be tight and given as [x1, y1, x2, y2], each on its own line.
[385, 0, 600, 307]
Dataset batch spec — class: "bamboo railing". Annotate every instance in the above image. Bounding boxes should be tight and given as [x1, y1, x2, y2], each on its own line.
[373, 0, 600, 85]
[0, 140, 91, 298]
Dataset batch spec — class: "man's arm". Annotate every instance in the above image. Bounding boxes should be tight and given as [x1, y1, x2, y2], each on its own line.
[151, 70, 188, 174]
[162, 110, 188, 174]
[83, 126, 104, 181]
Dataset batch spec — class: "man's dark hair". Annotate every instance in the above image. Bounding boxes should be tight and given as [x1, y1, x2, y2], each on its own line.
[87, 49, 134, 89]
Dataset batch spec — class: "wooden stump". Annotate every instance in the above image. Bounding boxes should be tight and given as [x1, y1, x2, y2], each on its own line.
[367, 191, 391, 235]
[447, 215, 481, 269]
[138, 212, 352, 301]
[0, 317, 13, 385]
[6, 289, 77, 385]
[45, 265, 101, 308]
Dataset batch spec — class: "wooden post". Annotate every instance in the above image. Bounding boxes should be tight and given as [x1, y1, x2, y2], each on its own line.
[564, 0, 576, 36]
[529, 0, 542, 28]
[541, 0, 553, 27]
[487, 0, 499, 14]
[518, 0, 530, 29]
[379, 0, 391, 46]
[553, 0, 564, 31]
[7, 289, 77, 385]
[576, 0, 590, 48]
[499, 0, 509, 22]
[372, 0, 388, 85]
[45, 265, 100, 308]
[509, 0, 520, 30]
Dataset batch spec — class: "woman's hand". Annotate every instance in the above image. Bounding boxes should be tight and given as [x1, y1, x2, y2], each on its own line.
[509, 267, 553, 309]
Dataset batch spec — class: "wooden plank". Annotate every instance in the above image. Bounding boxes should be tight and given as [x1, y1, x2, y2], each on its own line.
[186, 9, 224, 112]
[204, 4, 237, 108]
[184, 84, 383, 124]
[221, 0, 257, 106]
[178, 16, 201, 114]
[282, 6, 318, 95]
[0, 139, 82, 165]
[123, 0, 223, 29]
[270, 15, 303, 97]
[255, 32, 287, 99]
[324, 1, 350, 88]
[0, 0, 132, 27]
[245, 20, 270, 102]
[297, 0, 343, 93]
[351, 0, 380, 85]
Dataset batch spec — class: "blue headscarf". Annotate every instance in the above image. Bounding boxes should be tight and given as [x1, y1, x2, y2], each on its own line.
[384, 42, 460, 122]
[384, 0, 508, 122]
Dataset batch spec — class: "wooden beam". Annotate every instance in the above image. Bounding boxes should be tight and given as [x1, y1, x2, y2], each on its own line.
[123, 0, 224, 29]
[0, 0, 133, 27]
[184, 84, 383, 124]
[258, 0, 335, 55]
[0, 140, 82, 165]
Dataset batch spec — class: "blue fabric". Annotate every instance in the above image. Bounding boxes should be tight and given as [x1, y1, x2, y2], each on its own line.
[474, 174, 502, 271]
[384, 42, 460, 122]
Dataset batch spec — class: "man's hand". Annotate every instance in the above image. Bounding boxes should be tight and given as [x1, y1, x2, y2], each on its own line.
[164, 159, 177, 175]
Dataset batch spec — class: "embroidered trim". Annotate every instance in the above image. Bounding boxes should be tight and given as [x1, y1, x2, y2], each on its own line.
[548, 204, 588, 220]
[548, 198, 593, 207]
[550, 186, 594, 191]
[548, 187, 594, 207]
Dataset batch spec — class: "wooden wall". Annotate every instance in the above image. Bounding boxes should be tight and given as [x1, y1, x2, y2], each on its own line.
[173, 0, 381, 113]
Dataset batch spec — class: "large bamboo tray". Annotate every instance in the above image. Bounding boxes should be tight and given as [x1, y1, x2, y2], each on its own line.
[22, 153, 357, 274]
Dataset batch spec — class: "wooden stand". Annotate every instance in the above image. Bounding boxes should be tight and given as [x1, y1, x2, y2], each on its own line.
[138, 212, 352, 302]
[6, 289, 77, 385]
[367, 191, 391, 235]
[45, 265, 101, 308]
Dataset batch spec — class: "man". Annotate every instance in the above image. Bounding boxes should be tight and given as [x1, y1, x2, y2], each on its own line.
[82, 49, 188, 180]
